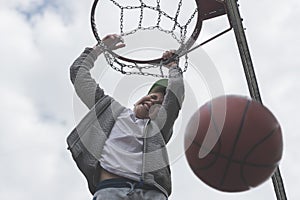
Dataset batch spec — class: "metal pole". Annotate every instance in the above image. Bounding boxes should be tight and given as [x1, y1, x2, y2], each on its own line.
[224, 0, 287, 199]
[225, 0, 261, 102]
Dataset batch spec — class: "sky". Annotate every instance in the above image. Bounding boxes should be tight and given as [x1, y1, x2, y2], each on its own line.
[0, 0, 299, 199]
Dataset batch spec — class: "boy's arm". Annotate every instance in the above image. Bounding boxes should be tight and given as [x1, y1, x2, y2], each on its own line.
[70, 34, 125, 109]
[70, 47, 105, 109]
[160, 65, 184, 143]
[151, 53, 184, 143]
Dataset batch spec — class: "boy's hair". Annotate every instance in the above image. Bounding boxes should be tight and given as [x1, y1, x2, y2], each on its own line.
[148, 79, 168, 95]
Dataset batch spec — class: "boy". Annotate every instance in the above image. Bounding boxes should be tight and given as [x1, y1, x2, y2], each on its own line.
[67, 34, 184, 199]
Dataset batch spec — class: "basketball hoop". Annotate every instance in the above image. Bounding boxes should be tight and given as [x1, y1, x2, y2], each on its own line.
[90, 0, 226, 77]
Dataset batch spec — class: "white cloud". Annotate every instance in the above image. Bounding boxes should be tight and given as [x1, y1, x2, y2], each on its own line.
[0, 86, 90, 200]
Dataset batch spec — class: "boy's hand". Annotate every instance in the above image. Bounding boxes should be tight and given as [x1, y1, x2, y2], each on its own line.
[102, 34, 125, 50]
[94, 34, 125, 51]
[162, 50, 179, 68]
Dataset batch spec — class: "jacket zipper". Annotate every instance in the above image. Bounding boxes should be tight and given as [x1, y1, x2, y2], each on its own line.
[140, 119, 150, 182]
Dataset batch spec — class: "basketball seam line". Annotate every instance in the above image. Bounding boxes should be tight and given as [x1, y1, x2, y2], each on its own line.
[190, 140, 278, 168]
[240, 126, 281, 186]
[220, 100, 251, 187]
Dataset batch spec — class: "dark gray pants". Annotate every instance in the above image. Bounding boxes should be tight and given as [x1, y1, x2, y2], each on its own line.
[92, 188, 167, 200]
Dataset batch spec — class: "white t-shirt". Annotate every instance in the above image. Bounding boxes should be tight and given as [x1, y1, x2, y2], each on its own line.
[99, 108, 148, 180]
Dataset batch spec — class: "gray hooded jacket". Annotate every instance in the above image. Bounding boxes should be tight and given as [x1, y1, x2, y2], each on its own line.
[67, 47, 184, 196]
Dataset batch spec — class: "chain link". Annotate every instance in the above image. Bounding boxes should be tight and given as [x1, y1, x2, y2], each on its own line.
[120, 7, 124, 34]
[156, 0, 162, 27]
[172, 0, 183, 32]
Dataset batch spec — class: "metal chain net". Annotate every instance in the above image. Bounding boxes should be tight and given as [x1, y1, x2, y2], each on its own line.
[95, 0, 198, 77]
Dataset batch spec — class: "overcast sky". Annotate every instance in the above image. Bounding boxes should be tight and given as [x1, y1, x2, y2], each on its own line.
[0, 0, 299, 199]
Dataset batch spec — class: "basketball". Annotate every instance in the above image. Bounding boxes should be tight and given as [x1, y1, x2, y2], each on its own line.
[184, 95, 283, 192]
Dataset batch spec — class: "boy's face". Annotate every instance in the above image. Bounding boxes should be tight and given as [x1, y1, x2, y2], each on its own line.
[134, 92, 164, 119]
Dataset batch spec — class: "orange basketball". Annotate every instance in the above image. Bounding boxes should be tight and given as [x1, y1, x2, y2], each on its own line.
[184, 95, 283, 192]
